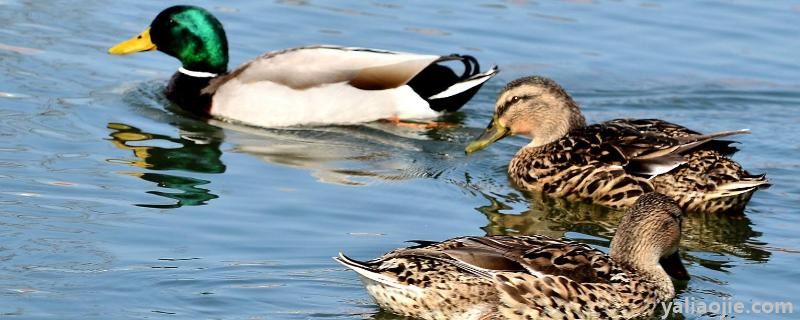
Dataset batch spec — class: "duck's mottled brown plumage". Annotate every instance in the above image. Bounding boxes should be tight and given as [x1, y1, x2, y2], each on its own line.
[337, 193, 687, 320]
[471, 76, 768, 214]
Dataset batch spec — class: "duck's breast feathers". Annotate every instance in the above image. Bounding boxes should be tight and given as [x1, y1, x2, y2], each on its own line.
[205, 45, 443, 93]
[380, 236, 619, 284]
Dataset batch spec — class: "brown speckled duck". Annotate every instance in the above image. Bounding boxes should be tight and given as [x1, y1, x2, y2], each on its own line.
[336, 193, 689, 319]
[465, 76, 768, 214]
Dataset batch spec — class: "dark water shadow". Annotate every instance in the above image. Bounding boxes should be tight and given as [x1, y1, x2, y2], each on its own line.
[368, 310, 413, 320]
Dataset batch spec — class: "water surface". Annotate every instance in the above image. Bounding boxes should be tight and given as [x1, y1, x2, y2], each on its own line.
[0, 0, 798, 319]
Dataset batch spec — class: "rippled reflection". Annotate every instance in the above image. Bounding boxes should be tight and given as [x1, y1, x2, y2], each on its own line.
[217, 113, 468, 186]
[130, 172, 218, 209]
[478, 191, 616, 240]
[106, 122, 224, 208]
[478, 192, 770, 266]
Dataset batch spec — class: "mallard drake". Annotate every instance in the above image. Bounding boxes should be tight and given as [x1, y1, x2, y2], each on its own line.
[108, 5, 498, 127]
[465, 76, 768, 214]
[336, 193, 689, 319]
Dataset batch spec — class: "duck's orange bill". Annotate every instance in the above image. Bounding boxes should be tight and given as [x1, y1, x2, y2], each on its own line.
[108, 27, 156, 55]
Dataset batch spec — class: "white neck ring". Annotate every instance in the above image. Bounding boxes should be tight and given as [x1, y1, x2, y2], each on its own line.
[178, 67, 218, 78]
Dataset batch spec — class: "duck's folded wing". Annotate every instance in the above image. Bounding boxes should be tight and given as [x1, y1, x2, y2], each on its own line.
[583, 121, 750, 177]
[377, 236, 530, 278]
[206, 45, 445, 92]
[383, 236, 616, 284]
[608, 118, 742, 156]
[605, 118, 700, 137]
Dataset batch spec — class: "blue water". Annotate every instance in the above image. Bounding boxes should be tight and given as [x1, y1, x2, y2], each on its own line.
[1, 0, 798, 319]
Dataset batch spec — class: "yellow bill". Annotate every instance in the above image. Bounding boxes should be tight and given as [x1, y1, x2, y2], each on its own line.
[465, 117, 510, 154]
[108, 27, 157, 55]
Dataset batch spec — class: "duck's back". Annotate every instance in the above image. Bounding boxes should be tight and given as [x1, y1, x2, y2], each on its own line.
[202, 46, 444, 127]
[212, 46, 443, 90]
[509, 119, 767, 213]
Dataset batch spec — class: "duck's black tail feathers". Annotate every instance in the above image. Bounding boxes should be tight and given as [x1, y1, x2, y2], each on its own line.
[407, 54, 499, 112]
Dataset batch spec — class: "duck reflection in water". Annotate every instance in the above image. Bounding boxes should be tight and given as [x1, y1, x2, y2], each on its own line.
[106, 122, 224, 208]
[208, 111, 468, 186]
[105, 113, 469, 207]
[477, 191, 770, 269]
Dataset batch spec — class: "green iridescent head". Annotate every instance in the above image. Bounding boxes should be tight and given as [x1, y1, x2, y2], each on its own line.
[109, 5, 229, 74]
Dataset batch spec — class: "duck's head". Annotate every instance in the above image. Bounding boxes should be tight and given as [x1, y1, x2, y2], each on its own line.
[108, 5, 229, 75]
[610, 193, 689, 288]
[465, 76, 586, 154]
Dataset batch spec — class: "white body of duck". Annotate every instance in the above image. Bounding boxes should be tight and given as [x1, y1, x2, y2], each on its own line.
[204, 46, 498, 127]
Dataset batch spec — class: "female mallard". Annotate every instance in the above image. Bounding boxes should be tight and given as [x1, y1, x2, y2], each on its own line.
[465, 76, 768, 214]
[108, 5, 498, 127]
[336, 193, 689, 319]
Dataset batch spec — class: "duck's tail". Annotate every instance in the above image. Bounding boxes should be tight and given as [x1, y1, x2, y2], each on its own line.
[429, 65, 499, 100]
[427, 66, 498, 112]
[411, 54, 498, 112]
[334, 253, 408, 289]
[709, 173, 771, 199]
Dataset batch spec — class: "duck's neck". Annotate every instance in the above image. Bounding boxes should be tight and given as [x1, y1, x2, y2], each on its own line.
[525, 101, 586, 148]
[178, 67, 220, 78]
[179, 56, 227, 76]
[612, 251, 675, 300]
[165, 32, 227, 113]
[173, 42, 228, 75]
[166, 71, 219, 115]
[638, 265, 674, 300]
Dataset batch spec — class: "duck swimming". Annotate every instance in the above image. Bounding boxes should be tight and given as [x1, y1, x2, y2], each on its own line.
[336, 193, 689, 319]
[108, 5, 498, 127]
[465, 76, 768, 214]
